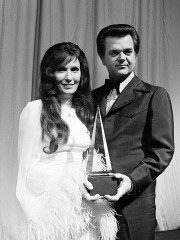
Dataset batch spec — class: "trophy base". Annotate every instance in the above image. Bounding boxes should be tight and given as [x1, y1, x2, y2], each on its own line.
[88, 173, 118, 196]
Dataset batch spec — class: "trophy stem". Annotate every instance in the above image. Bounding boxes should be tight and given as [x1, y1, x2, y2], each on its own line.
[97, 107, 112, 172]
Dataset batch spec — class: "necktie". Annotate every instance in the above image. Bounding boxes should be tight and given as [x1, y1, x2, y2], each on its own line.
[105, 79, 120, 96]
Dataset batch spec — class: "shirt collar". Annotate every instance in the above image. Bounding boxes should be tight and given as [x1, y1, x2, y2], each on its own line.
[107, 72, 135, 101]
[119, 71, 134, 93]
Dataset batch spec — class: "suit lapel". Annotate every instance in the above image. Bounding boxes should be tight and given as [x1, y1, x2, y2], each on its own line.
[98, 95, 107, 117]
[108, 76, 150, 114]
[93, 76, 150, 117]
[92, 86, 107, 117]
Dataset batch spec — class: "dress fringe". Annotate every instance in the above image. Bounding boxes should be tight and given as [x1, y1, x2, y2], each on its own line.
[22, 159, 118, 240]
[84, 198, 118, 240]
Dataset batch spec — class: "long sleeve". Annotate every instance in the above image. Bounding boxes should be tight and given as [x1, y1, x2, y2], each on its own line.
[129, 87, 174, 195]
[16, 100, 43, 215]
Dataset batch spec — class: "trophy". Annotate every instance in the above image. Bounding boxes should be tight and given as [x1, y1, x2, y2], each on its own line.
[86, 106, 118, 196]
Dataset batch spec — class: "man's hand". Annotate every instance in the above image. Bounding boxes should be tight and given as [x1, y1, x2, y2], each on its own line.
[104, 173, 133, 201]
[82, 176, 101, 201]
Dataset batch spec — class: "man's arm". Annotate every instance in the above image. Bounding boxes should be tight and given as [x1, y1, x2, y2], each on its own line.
[105, 87, 174, 201]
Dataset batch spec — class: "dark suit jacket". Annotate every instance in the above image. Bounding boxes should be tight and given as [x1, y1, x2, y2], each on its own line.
[92, 76, 174, 223]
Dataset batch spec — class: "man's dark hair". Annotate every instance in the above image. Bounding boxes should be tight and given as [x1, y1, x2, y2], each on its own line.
[96, 24, 140, 59]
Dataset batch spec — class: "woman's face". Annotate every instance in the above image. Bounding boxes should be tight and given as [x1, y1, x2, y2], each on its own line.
[54, 58, 81, 97]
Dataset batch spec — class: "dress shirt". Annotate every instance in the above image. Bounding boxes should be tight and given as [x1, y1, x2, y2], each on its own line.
[106, 72, 134, 113]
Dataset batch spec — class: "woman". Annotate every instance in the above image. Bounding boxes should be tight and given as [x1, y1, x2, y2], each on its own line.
[16, 42, 118, 240]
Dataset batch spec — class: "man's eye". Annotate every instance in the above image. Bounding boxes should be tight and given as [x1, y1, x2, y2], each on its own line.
[110, 51, 119, 56]
[124, 50, 132, 55]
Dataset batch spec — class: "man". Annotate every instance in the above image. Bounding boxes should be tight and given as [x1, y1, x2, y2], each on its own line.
[91, 24, 174, 240]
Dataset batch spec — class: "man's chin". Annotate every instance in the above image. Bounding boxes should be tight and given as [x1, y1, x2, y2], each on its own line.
[112, 71, 129, 79]
[117, 69, 129, 75]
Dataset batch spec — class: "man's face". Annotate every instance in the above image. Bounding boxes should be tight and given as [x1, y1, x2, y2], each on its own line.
[102, 35, 137, 81]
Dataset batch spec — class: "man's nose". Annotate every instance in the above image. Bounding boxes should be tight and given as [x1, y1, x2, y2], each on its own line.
[117, 52, 125, 62]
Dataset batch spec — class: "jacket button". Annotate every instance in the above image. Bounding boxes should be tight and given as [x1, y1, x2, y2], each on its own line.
[129, 112, 135, 117]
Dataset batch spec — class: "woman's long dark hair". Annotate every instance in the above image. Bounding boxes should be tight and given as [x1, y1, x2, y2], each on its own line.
[39, 42, 94, 153]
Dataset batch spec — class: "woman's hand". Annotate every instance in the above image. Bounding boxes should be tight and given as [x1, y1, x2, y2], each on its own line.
[82, 176, 101, 201]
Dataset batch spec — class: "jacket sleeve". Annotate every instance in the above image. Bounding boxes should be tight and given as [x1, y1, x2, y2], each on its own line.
[128, 87, 174, 196]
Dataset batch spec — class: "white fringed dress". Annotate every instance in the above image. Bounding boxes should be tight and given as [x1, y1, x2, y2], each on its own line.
[16, 100, 118, 240]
